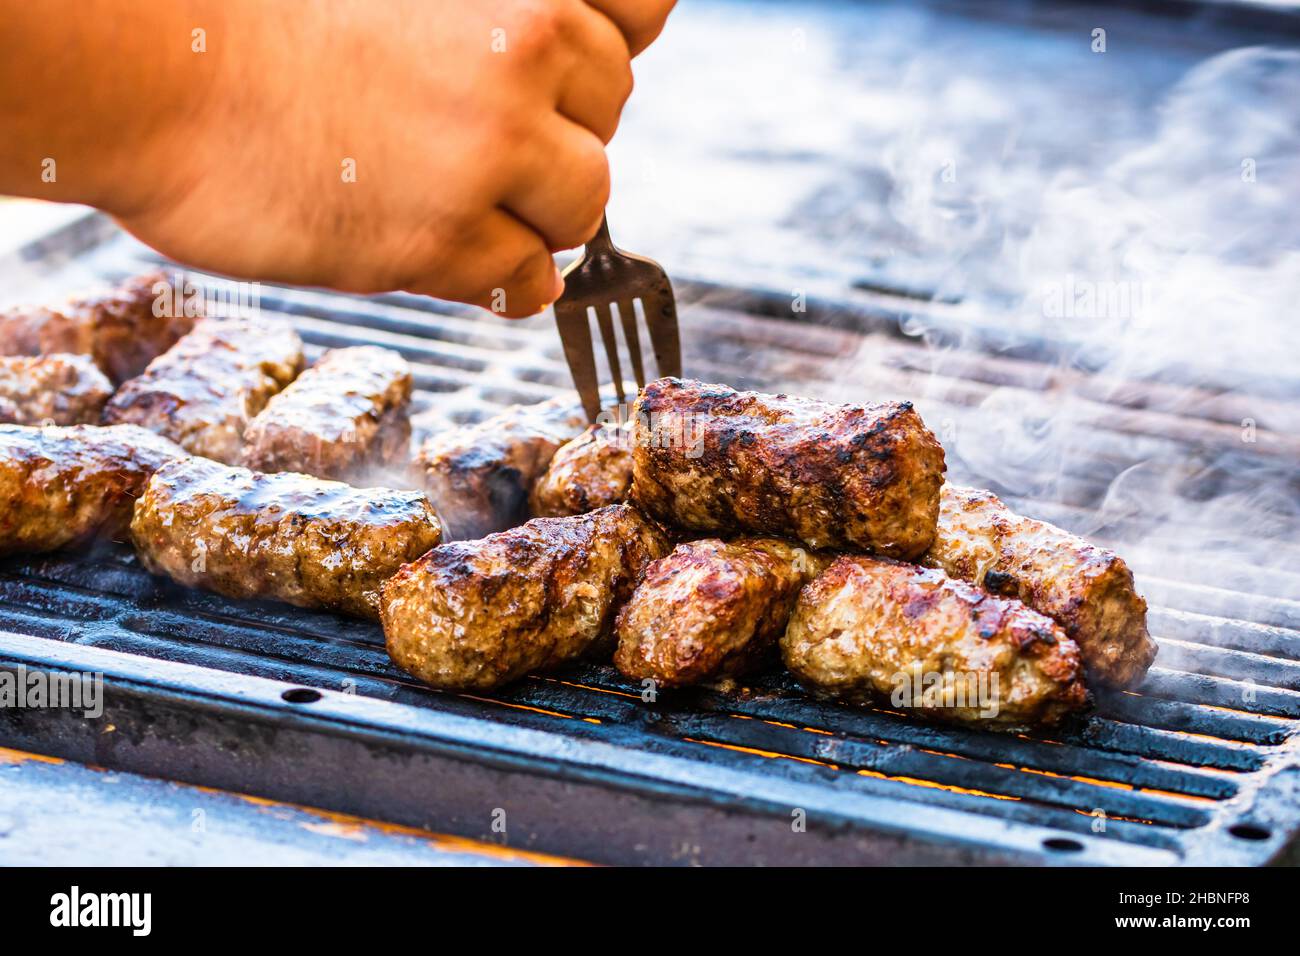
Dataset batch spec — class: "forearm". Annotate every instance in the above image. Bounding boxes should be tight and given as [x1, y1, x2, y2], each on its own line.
[0, 0, 677, 314]
[0, 0, 225, 215]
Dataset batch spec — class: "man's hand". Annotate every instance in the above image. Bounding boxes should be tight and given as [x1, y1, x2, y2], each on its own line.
[0, 0, 675, 317]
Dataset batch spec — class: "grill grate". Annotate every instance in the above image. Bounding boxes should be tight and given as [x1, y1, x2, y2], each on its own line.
[0, 214, 1297, 865]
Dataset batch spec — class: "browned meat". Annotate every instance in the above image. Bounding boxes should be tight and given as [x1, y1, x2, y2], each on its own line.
[529, 421, 633, 518]
[382, 504, 670, 691]
[923, 483, 1156, 689]
[0, 306, 91, 358]
[103, 317, 303, 463]
[242, 346, 412, 481]
[0, 423, 186, 556]
[629, 378, 946, 559]
[415, 396, 588, 540]
[130, 457, 443, 620]
[0, 270, 197, 383]
[615, 537, 833, 688]
[0, 354, 114, 425]
[782, 556, 1090, 730]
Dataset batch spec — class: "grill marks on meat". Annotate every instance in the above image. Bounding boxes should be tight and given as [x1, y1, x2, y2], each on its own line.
[924, 483, 1156, 689]
[529, 421, 633, 518]
[615, 537, 833, 688]
[0, 270, 196, 383]
[630, 378, 946, 558]
[130, 457, 443, 620]
[103, 317, 304, 463]
[782, 556, 1090, 730]
[0, 423, 186, 556]
[242, 346, 412, 481]
[415, 396, 588, 540]
[0, 354, 114, 425]
[382, 504, 670, 691]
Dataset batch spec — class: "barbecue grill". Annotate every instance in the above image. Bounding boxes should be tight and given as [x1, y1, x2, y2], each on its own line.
[3, 0, 1299, 866]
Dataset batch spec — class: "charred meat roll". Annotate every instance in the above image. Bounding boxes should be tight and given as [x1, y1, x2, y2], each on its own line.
[529, 421, 633, 518]
[630, 378, 946, 559]
[923, 483, 1156, 689]
[0, 270, 197, 383]
[0, 423, 186, 556]
[382, 504, 670, 691]
[415, 396, 588, 540]
[130, 457, 443, 620]
[0, 354, 114, 425]
[782, 556, 1090, 730]
[615, 537, 833, 689]
[242, 346, 412, 481]
[103, 317, 304, 463]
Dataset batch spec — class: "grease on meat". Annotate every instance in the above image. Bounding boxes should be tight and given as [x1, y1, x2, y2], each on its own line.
[529, 421, 633, 518]
[415, 396, 588, 539]
[924, 483, 1156, 688]
[630, 378, 946, 558]
[382, 504, 669, 691]
[0, 423, 185, 556]
[615, 537, 833, 688]
[0, 270, 197, 383]
[242, 345, 412, 481]
[103, 317, 304, 463]
[0, 354, 114, 425]
[782, 555, 1090, 730]
[130, 457, 443, 619]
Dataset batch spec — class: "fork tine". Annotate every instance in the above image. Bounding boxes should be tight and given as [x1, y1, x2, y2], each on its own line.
[594, 303, 626, 408]
[618, 299, 646, 389]
[554, 300, 603, 422]
[552, 212, 681, 416]
[644, 279, 682, 379]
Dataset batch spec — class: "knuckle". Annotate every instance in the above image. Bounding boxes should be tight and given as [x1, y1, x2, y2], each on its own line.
[650, 2, 678, 30]
[615, 61, 634, 108]
[585, 142, 612, 208]
[621, 4, 672, 53]
[507, 1, 569, 63]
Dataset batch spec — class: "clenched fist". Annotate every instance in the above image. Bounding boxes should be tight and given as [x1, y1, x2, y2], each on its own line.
[0, 0, 676, 316]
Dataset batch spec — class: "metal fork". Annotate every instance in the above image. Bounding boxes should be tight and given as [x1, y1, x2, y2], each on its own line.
[553, 214, 682, 422]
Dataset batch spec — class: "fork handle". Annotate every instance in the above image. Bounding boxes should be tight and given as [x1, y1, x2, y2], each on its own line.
[586, 213, 614, 255]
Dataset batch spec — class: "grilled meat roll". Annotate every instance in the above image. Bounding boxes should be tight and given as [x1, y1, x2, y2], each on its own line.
[130, 457, 443, 620]
[0, 354, 114, 425]
[529, 421, 633, 518]
[382, 504, 670, 691]
[615, 537, 833, 688]
[923, 483, 1156, 689]
[782, 556, 1090, 730]
[103, 317, 304, 463]
[0, 270, 196, 383]
[0, 423, 186, 556]
[415, 396, 588, 539]
[242, 346, 412, 481]
[629, 378, 946, 559]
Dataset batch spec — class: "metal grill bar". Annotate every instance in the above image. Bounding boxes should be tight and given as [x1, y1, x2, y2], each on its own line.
[0, 548, 1283, 838]
[0, 218, 1296, 865]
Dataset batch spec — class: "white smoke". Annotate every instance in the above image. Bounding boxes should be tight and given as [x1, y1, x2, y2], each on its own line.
[612, 6, 1300, 624]
[875, 45, 1300, 604]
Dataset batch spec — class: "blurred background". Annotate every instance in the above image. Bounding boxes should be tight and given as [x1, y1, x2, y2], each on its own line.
[606, 0, 1300, 379]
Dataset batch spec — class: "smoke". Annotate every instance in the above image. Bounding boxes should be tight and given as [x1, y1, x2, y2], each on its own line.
[870, 45, 1300, 611]
[612, 4, 1299, 638]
